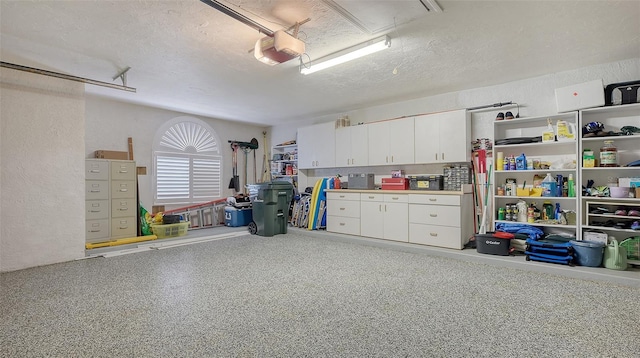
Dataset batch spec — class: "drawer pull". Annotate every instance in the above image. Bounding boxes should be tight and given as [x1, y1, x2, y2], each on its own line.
[340, 207, 345, 210]
[430, 233, 438, 237]
[90, 170, 100, 173]
[339, 223, 345, 226]
[429, 198, 437, 202]
[89, 190, 101, 193]
[119, 170, 128, 173]
[89, 210, 101, 213]
[119, 189, 128, 192]
[430, 214, 437, 217]
[118, 208, 129, 211]
[89, 229, 101, 233]
[119, 226, 129, 229]
[391, 197, 399, 200]
[339, 195, 345, 198]
[368, 196, 375, 199]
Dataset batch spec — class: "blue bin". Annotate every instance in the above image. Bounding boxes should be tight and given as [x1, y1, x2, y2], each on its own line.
[570, 240, 605, 267]
[225, 207, 253, 227]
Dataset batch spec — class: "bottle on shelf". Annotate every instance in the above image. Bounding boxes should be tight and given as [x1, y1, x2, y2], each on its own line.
[599, 140, 618, 167]
[568, 174, 576, 197]
[541, 173, 557, 197]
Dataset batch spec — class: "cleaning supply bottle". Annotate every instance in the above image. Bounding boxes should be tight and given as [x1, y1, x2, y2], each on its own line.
[542, 118, 555, 143]
[555, 203, 561, 221]
[568, 174, 576, 197]
[541, 173, 557, 197]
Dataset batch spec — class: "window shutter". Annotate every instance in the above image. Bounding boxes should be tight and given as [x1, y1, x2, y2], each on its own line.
[156, 155, 190, 201]
[192, 156, 222, 199]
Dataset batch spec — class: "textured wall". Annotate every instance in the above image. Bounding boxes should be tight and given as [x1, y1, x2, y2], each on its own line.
[0, 68, 85, 272]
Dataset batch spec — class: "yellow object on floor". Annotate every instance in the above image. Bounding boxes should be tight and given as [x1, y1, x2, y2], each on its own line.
[85, 235, 158, 249]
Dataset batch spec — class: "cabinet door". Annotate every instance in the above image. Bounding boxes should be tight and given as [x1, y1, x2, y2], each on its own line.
[335, 127, 351, 167]
[360, 200, 384, 239]
[314, 121, 336, 168]
[414, 114, 440, 163]
[368, 121, 390, 165]
[388, 117, 415, 164]
[384, 202, 408, 242]
[350, 125, 368, 166]
[297, 125, 314, 169]
[439, 110, 470, 163]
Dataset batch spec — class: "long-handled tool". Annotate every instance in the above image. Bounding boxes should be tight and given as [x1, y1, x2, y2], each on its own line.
[228, 143, 240, 192]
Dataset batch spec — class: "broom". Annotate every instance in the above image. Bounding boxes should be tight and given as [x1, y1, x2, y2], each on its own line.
[478, 164, 492, 235]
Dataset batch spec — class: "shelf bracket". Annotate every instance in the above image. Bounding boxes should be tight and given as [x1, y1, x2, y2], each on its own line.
[112, 67, 131, 87]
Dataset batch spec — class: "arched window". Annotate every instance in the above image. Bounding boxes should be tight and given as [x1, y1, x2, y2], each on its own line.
[153, 116, 222, 205]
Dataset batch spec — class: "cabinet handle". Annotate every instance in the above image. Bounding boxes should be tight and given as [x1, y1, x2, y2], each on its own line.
[119, 170, 128, 173]
[391, 197, 399, 200]
[339, 223, 345, 226]
[339, 195, 345, 198]
[89, 190, 101, 193]
[435, 153, 438, 161]
[352, 158, 355, 165]
[430, 214, 437, 217]
[384, 204, 387, 212]
[89, 230, 101, 233]
[118, 208, 129, 211]
[386, 156, 388, 163]
[441, 153, 444, 160]
[119, 189, 128, 192]
[90, 170, 100, 173]
[369, 196, 375, 199]
[429, 198, 437, 202]
[430, 233, 438, 237]
[340, 207, 345, 211]
[89, 210, 101, 213]
[119, 226, 129, 229]
[391, 155, 394, 162]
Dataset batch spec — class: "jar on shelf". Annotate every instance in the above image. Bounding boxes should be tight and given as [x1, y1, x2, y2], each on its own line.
[599, 140, 618, 167]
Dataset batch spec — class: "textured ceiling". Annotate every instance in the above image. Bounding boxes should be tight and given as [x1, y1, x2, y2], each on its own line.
[1, 0, 639, 126]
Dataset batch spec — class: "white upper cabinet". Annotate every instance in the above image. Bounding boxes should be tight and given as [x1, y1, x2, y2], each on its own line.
[415, 109, 470, 164]
[335, 125, 368, 167]
[298, 121, 336, 169]
[368, 117, 415, 165]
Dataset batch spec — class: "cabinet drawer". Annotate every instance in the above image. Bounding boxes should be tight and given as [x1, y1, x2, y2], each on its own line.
[327, 200, 360, 218]
[384, 194, 408, 203]
[86, 219, 109, 241]
[111, 198, 137, 217]
[111, 217, 137, 239]
[111, 180, 136, 199]
[327, 216, 360, 236]
[86, 180, 109, 200]
[360, 193, 383, 202]
[327, 191, 360, 201]
[111, 161, 136, 180]
[409, 194, 460, 206]
[86, 160, 109, 180]
[409, 223, 463, 249]
[409, 204, 461, 227]
[85, 200, 109, 220]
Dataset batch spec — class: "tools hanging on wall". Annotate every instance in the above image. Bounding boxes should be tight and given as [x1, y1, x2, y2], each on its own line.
[228, 139, 259, 193]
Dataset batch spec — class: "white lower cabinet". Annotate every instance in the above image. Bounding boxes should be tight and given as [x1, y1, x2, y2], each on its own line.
[360, 193, 408, 242]
[327, 192, 361, 236]
[408, 194, 473, 249]
[327, 190, 471, 249]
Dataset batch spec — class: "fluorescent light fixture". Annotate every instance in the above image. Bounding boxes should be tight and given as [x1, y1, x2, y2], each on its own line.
[300, 35, 391, 75]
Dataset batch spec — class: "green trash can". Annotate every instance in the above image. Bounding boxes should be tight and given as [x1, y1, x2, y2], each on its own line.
[248, 181, 293, 237]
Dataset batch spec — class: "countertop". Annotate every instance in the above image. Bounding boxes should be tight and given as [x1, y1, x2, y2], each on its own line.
[325, 189, 471, 195]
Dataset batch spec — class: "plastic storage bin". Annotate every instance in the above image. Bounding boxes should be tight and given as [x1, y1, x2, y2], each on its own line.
[151, 222, 190, 239]
[225, 207, 253, 227]
[570, 240, 605, 267]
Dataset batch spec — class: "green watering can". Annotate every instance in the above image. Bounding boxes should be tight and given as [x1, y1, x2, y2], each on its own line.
[603, 239, 627, 271]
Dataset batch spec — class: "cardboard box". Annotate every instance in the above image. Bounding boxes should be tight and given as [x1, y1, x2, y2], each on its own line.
[555, 79, 604, 113]
[95, 150, 129, 160]
[152, 205, 165, 214]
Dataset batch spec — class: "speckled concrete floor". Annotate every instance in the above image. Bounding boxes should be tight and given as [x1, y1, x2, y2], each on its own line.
[1, 231, 639, 357]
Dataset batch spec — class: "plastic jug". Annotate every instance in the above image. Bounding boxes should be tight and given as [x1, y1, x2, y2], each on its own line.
[541, 173, 557, 197]
[556, 120, 576, 141]
[603, 238, 628, 270]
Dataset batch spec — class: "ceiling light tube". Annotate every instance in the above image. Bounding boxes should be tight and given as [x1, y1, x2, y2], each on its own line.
[300, 35, 391, 75]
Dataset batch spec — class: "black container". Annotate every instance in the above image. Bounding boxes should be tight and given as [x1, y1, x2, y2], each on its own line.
[409, 175, 443, 190]
[475, 233, 512, 256]
[162, 215, 181, 224]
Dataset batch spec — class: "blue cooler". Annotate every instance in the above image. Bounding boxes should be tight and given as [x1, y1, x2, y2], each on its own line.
[225, 207, 253, 227]
[570, 240, 605, 267]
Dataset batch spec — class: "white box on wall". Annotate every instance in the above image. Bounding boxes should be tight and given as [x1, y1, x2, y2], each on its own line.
[555, 79, 605, 113]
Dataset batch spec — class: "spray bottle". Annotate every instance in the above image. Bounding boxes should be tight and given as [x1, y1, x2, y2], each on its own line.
[568, 174, 576, 197]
